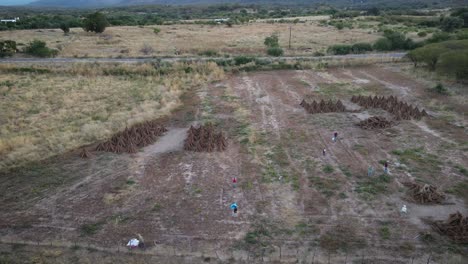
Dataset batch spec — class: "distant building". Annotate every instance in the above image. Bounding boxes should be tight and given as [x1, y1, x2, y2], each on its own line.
[214, 18, 229, 23]
[1, 17, 19, 23]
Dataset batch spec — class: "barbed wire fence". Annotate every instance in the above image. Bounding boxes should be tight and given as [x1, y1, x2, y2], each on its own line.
[0, 236, 456, 263]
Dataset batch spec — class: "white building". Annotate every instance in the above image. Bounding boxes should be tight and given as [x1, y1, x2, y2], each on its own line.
[1, 17, 20, 23]
[213, 18, 229, 23]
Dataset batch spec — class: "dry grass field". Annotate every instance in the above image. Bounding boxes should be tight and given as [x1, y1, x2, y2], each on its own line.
[0, 62, 224, 169]
[0, 19, 381, 58]
[0, 61, 467, 263]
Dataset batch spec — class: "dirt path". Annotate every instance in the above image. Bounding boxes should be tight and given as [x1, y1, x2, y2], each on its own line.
[0, 53, 406, 64]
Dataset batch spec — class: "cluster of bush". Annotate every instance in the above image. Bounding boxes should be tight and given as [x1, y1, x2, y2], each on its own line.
[328, 30, 420, 55]
[0, 40, 17, 57]
[406, 40, 468, 80]
[264, 34, 284, 57]
[327, 43, 373, 55]
[0, 39, 58, 58]
[328, 19, 354, 30]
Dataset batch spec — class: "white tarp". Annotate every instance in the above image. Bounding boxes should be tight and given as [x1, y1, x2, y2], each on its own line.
[127, 238, 139, 247]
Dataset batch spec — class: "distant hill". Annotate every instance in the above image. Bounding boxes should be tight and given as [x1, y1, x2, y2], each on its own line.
[27, 0, 467, 8]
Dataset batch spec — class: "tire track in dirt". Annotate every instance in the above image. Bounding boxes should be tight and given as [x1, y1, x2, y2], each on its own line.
[240, 75, 281, 139]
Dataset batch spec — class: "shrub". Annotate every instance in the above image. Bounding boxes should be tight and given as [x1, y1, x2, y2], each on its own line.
[198, 50, 218, 57]
[456, 31, 468, 40]
[432, 83, 449, 94]
[327, 44, 352, 55]
[153, 28, 161, 34]
[24, 40, 58, 58]
[418, 31, 427, 37]
[82, 12, 109, 33]
[140, 44, 154, 55]
[60, 23, 70, 34]
[264, 34, 279, 48]
[373, 38, 393, 51]
[0, 40, 17, 57]
[426, 32, 452, 44]
[234, 56, 254, 65]
[313, 51, 325, 57]
[351, 43, 373, 53]
[267, 47, 284, 56]
[335, 22, 344, 30]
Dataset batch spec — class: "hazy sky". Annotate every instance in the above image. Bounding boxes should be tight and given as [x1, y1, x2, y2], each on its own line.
[0, 0, 33, 5]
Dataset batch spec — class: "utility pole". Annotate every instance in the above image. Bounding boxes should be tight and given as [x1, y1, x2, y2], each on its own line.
[289, 26, 292, 49]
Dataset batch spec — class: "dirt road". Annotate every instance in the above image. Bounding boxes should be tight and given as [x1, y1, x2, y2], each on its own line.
[0, 53, 406, 64]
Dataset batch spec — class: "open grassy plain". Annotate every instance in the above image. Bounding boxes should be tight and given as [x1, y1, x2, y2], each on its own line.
[0, 18, 382, 58]
[0, 62, 224, 169]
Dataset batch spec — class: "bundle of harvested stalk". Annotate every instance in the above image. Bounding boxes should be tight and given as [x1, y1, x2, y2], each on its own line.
[300, 99, 347, 114]
[432, 211, 468, 243]
[403, 182, 445, 204]
[80, 148, 92, 158]
[184, 123, 228, 152]
[96, 121, 167, 154]
[357, 116, 394, 129]
[351, 95, 427, 120]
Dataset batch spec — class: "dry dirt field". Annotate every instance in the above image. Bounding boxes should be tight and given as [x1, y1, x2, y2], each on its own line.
[0, 20, 380, 58]
[0, 64, 467, 263]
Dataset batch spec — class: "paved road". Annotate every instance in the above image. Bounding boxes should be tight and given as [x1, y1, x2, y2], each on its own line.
[0, 53, 406, 64]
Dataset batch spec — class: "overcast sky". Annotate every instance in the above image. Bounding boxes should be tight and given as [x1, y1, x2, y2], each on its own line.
[0, 0, 33, 5]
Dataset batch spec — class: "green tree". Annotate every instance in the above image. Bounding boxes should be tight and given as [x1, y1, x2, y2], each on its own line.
[406, 48, 425, 67]
[438, 51, 468, 79]
[366, 7, 380, 16]
[417, 46, 447, 71]
[82, 12, 109, 33]
[264, 34, 279, 48]
[450, 8, 468, 27]
[440, 17, 464, 32]
[384, 31, 407, 49]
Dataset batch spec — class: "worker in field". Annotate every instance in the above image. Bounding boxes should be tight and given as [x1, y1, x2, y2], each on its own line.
[384, 161, 389, 174]
[332, 132, 338, 142]
[230, 202, 238, 216]
[232, 177, 237, 188]
[323, 149, 326, 156]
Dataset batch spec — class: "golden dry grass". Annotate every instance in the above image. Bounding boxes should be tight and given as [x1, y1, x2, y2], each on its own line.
[0, 19, 381, 58]
[0, 62, 224, 169]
